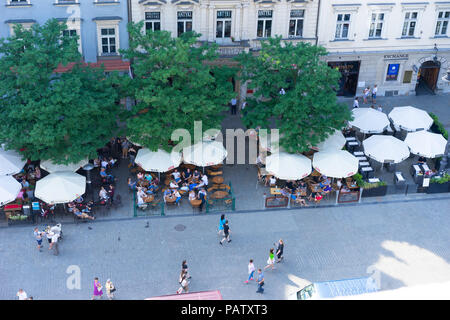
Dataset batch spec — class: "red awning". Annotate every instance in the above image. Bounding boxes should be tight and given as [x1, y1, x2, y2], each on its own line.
[54, 59, 130, 73]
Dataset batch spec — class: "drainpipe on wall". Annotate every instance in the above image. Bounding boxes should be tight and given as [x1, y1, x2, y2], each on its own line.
[315, 0, 321, 46]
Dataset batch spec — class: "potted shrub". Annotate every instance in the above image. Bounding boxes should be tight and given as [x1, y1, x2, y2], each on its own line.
[353, 174, 388, 197]
[427, 173, 450, 194]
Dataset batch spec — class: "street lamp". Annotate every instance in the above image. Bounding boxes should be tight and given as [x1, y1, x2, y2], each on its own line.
[83, 163, 95, 200]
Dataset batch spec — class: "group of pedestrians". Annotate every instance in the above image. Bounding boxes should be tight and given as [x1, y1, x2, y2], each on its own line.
[92, 277, 116, 300]
[217, 214, 284, 294]
[353, 84, 378, 108]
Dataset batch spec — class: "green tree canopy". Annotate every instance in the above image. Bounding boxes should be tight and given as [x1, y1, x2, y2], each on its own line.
[0, 19, 120, 164]
[120, 23, 235, 151]
[236, 37, 352, 153]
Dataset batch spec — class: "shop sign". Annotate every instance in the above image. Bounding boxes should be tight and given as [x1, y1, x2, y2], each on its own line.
[384, 54, 409, 61]
[177, 11, 192, 20]
[258, 10, 273, 18]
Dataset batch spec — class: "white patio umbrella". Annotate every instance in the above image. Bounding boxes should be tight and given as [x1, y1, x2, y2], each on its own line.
[314, 130, 346, 151]
[0, 175, 22, 206]
[404, 131, 447, 158]
[35, 171, 86, 204]
[40, 158, 88, 173]
[349, 108, 390, 134]
[0, 146, 26, 175]
[182, 141, 227, 167]
[135, 148, 182, 173]
[388, 106, 433, 132]
[363, 135, 410, 164]
[265, 152, 312, 180]
[313, 150, 359, 178]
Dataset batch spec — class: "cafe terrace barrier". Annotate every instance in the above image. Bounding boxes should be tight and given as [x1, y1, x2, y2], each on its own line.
[133, 190, 165, 217]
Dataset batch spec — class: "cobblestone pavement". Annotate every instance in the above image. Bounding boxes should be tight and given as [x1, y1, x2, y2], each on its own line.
[1, 198, 449, 300]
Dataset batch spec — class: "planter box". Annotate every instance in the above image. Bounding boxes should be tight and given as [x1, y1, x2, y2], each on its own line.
[426, 182, 450, 194]
[361, 185, 388, 197]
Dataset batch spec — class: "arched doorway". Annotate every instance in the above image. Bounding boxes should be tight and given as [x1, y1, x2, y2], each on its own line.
[415, 60, 441, 95]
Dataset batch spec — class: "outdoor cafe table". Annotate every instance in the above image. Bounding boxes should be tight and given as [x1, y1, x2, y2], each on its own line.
[296, 187, 307, 196]
[165, 195, 176, 203]
[211, 190, 229, 199]
[143, 195, 154, 203]
[270, 187, 282, 195]
[190, 199, 202, 207]
[346, 180, 359, 190]
[212, 176, 224, 184]
[309, 184, 323, 193]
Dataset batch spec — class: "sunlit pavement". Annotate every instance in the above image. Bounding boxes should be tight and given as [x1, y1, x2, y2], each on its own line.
[1, 197, 449, 300]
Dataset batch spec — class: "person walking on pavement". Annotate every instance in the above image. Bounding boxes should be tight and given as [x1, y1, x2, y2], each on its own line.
[363, 86, 370, 104]
[92, 277, 103, 300]
[230, 97, 237, 115]
[276, 239, 284, 263]
[264, 248, 275, 271]
[256, 269, 265, 294]
[245, 259, 256, 284]
[33, 227, 44, 251]
[182, 260, 191, 279]
[371, 84, 378, 104]
[218, 214, 226, 236]
[177, 270, 189, 294]
[219, 220, 231, 245]
[121, 139, 130, 159]
[105, 279, 116, 300]
[16, 289, 28, 300]
[353, 97, 359, 108]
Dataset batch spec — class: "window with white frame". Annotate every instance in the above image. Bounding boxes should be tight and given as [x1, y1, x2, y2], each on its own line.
[369, 13, 384, 38]
[101, 28, 117, 54]
[289, 9, 304, 38]
[402, 12, 418, 37]
[257, 10, 273, 38]
[435, 11, 450, 36]
[177, 11, 193, 37]
[145, 12, 161, 33]
[335, 13, 351, 39]
[9, 0, 29, 3]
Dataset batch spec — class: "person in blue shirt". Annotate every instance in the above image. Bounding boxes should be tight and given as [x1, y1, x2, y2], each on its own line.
[256, 269, 265, 294]
[218, 214, 226, 236]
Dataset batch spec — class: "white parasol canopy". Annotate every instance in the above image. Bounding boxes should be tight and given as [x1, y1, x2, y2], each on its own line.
[0, 175, 22, 206]
[404, 130, 447, 158]
[314, 130, 346, 151]
[265, 152, 312, 180]
[40, 158, 88, 173]
[388, 106, 433, 132]
[135, 148, 182, 173]
[349, 108, 390, 134]
[313, 150, 359, 178]
[35, 171, 86, 204]
[363, 135, 410, 164]
[0, 146, 26, 176]
[183, 141, 227, 167]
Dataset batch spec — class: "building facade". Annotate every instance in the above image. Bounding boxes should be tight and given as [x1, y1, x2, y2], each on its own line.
[130, 0, 320, 56]
[317, 0, 450, 96]
[0, 0, 130, 71]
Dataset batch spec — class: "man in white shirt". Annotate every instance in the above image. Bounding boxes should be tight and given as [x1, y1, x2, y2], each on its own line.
[16, 289, 28, 300]
[353, 97, 359, 108]
[196, 174, 208, 188]
[371, 84, 378, 103]
[172, 169, 181, 183]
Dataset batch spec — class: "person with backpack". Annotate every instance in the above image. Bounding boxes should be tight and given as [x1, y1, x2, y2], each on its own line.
[105, 279, 116, 300]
